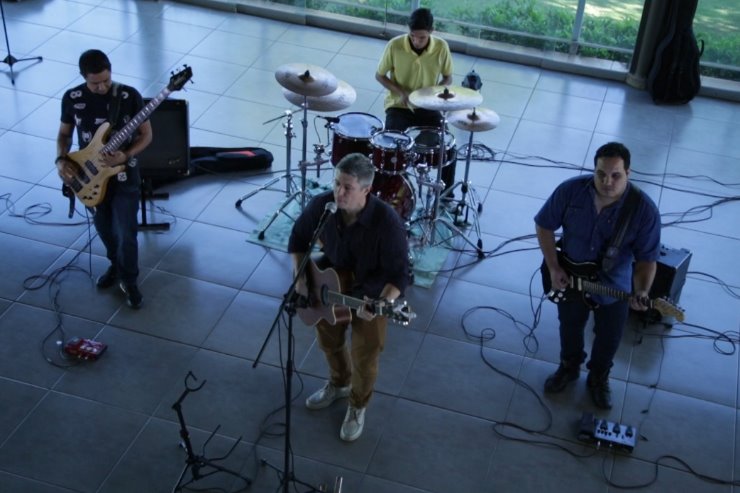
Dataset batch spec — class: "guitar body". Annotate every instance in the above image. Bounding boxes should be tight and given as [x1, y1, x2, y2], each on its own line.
[296, 260, 352, 327]
[542, 251, 685, 322]
[66, 122, 126, 207]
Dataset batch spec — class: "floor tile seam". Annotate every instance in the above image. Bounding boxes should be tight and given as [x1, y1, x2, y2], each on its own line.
[531, 82, 611, 103]
[624, 379, 739, 415]
[665, 223, 740, 243]
[669, 142, 740, 164]
[377, 391, 503, 429]
[0, 380, 56, 450]
[517, 113, 600, 133]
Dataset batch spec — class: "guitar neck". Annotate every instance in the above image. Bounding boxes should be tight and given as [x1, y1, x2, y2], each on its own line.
[579, 279, 632, 302]
[102, 87, 172, 154]
[324, 290, 366, 312]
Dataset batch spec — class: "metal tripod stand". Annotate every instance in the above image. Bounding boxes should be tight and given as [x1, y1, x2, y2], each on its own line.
[1, 0, 43, 85]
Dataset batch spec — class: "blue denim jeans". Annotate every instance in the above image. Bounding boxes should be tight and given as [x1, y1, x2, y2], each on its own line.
[93, 180, 140, 285]
[556, 299, 629, 373]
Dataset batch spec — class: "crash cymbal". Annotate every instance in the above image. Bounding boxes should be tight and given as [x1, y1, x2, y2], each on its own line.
[408, 85, 483, 112]
[283, 79, 357, 112]
[448, 107, 500, 132]
[275, 63, 338, 97]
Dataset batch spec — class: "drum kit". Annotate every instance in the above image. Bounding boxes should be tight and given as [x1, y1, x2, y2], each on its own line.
[241, 62, 500, 252]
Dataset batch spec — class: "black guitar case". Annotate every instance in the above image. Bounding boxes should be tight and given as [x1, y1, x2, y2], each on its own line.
[189, 146, 273, 175]
[646, 0, 704, 104]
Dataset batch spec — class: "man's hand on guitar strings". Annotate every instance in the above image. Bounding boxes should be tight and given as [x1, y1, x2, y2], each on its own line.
[629, 293, 650, 311]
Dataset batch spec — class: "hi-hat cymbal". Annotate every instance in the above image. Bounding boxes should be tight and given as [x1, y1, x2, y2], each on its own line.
[283, 80, 357, 112]
[408, 85, 483, 112]
[275, 63, 338, 97]
[448, 107, 500, 132]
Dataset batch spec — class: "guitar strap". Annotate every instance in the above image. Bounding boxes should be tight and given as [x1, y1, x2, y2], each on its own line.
[600, 184, 642, 273]
[108, 83, 123, 131]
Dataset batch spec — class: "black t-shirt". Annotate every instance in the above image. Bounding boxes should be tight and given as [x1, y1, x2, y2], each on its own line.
[60, 82, 145, 186]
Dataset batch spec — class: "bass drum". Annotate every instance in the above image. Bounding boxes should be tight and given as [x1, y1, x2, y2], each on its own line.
[371, 173, 416, 221]
[331, 112, 384, 165]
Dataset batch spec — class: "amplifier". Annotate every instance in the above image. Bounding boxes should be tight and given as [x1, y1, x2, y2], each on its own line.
[650, 244, 691, 303]
[138, 98, 190, 178]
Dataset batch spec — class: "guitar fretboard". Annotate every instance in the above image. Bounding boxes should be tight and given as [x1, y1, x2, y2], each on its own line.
[102, 88, 171, 154]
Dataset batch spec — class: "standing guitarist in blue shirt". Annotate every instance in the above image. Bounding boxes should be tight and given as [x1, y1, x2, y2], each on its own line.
[535, 142, 661, 409]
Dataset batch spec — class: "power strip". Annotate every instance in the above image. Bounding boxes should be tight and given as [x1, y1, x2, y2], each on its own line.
[577, 412, 637, 452]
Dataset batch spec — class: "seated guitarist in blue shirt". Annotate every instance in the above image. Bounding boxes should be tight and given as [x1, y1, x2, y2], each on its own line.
[534, 142, 661, 409]
[288, 152, 409, 441]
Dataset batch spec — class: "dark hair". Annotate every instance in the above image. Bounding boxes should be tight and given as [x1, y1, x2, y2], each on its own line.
[336, 153, 375, 188]
[594, 141, 631, 170]
[79, 49, 111, 77]
[408, 8, 434, 31]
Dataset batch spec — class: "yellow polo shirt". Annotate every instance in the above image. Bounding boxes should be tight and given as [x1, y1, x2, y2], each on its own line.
[377, 34, 453, 110]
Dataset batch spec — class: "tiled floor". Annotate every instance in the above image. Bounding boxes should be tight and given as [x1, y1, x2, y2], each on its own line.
[1, 1, 739, 492]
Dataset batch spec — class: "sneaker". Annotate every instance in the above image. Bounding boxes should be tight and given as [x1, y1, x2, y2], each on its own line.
[305, 382, 350, 410]
[119, 281, 143, 309]
[96, 265, 117, 289]
[340, 405, 366, 442]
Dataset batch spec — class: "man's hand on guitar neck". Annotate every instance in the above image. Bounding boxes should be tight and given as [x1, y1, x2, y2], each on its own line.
[629, 290, 651, 311]
[356, 296, 378, 321]
[100, 150, 129, 167]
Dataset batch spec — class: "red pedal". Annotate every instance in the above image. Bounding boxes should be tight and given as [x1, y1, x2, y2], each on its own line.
[64, 338, 107, 360]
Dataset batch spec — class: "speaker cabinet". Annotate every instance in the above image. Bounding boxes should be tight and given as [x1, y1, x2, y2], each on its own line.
[650, 244, 691, 303]
[138, 98, 189, 177]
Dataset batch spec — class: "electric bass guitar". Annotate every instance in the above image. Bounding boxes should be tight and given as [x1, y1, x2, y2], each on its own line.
[296, 257, 416, 327]
[543, 252, 685, 322]
[65, 65, 193, 207]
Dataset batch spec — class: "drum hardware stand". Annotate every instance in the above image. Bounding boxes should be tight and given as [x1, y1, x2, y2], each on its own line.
[414, 115, 483, 257]
[441, 128, 483, 249]
[252, 208, 336, 493]
[1, 0, 43, 85]
[171, 371, 251, 492]
[235, 109, 302, 208]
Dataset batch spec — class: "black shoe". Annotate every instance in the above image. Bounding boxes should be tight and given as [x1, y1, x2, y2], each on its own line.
[587, 370, 612, 409]
[544, 362, 580, 393]
[119, 282, 143, 309]
[96, 266, 117, 289]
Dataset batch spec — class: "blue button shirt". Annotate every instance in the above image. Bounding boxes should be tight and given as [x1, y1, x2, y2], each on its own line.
[535, 175, 661, 304]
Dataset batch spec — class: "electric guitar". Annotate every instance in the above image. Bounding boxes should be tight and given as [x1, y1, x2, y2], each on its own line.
[296, 257, 416, 327]
[65, 65, 193, 207]
[543, 252, 685, 322]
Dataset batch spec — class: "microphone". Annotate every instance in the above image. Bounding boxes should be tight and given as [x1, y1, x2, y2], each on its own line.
[325, 201, 338, 214]
[319, 116, 340, 124]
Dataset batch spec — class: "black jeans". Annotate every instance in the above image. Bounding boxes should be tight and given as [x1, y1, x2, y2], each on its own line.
[93, 179, 140, 285]
[556, 299, 629, 373]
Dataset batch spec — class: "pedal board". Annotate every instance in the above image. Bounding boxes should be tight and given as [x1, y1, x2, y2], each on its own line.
[577, 412, 636, 452]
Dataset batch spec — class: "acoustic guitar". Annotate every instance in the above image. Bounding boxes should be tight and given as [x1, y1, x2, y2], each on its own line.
[543, 251, 685, 322]
[296, 257, 415, 327]
[65, 65, 193, 207]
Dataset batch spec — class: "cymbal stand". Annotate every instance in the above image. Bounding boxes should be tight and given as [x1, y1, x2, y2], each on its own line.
[416, 113, 483, 257]
[1, 0, 43, 85]
[441, 128, 483, 249]
[235, 109, 301, 207]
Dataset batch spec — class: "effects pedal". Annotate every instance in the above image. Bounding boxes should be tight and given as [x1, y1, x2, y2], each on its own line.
[577, 412, 637, 452]
[64, 337, 108, 360]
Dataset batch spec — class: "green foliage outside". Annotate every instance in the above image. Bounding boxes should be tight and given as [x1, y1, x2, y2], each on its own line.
[270, 0, 740, 81]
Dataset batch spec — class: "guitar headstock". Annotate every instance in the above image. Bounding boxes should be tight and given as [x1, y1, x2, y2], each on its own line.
[167, 65, 193, 92]
[373, 300, 416, 326]
[651, 297, 685, 322]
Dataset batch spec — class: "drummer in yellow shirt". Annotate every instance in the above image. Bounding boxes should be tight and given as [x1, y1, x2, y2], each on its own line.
[375, 7, 457, 198]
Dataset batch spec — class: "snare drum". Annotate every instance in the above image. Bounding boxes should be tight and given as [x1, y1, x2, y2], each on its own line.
[372, 173, 416, 221]
[406, 126, 456, 168]
[331, 112, 383, 165]
[370, 130, 413, 174]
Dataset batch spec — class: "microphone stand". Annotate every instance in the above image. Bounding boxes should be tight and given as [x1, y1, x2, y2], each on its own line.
[252, 202, 337, 493]
[1, 0, 43, 85]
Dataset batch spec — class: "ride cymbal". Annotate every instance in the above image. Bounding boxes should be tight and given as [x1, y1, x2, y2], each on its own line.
[448, 107, 500, 132]
[408, 85, 483, 112]
[283, 79, 357, 112]
[275, 63, 338, 97]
